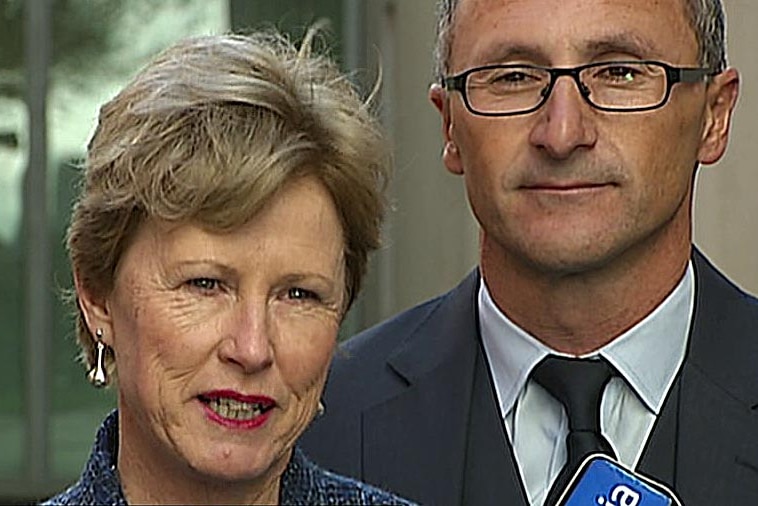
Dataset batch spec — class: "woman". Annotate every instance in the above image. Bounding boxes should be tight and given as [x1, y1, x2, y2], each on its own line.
[43, 27, 414, 505]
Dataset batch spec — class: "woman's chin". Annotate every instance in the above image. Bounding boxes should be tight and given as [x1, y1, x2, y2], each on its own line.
[185, 446, 285, 485]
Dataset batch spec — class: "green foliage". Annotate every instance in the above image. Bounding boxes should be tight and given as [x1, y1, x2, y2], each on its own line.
[0, 0, 128, 97]
[229, 0, 344, 65]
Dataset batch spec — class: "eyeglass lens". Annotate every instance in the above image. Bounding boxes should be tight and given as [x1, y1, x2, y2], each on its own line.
[465, 62, 669, 114]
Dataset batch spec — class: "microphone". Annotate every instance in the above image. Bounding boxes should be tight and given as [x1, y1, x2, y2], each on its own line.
[555, 454, 682, 506]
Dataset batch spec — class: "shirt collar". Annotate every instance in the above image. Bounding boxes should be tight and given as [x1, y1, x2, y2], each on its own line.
[479, 262, 694, 416]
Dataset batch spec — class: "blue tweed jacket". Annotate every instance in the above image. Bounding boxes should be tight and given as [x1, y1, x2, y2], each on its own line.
[42, 410, 415, 505]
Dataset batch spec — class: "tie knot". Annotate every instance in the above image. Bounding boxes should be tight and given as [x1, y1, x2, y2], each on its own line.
[531, 355, 614, 431]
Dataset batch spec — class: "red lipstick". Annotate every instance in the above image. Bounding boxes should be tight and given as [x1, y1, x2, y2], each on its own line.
[198, 390, 276, 430]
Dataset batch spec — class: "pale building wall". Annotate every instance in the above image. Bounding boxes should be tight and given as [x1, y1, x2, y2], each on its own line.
[693, 1, 758, 294]
[359, 0, 479, 326]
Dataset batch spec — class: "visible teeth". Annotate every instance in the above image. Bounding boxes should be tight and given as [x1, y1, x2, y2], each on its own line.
[206, 397, 265, 420]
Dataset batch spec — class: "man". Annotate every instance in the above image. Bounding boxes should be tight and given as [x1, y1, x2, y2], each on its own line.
[301, 0, 758, 504]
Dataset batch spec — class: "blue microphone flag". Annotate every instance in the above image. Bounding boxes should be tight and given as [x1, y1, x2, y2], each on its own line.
[556, 454, 682, 506]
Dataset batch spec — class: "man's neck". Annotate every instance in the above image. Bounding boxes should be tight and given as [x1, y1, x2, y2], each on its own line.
[480, 235, 691, 355]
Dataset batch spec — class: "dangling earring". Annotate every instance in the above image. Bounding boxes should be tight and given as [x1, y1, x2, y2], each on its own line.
[88, 328, 108, 388]
[316, 400, 325, 418]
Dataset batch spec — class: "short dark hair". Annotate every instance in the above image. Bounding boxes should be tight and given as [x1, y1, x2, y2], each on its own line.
[433, 0, 727, 78]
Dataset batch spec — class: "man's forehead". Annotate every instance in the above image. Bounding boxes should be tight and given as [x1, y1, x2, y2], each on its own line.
[454, 0, 688, 14]
[452, 0, 690, 31]
[449, 0, 696, 67]
[465, 33, 670, 68]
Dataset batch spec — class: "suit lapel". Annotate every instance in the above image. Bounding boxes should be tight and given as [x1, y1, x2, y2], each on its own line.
[361, 368, 472, 506]
[361, 271, 527, 506]
[462, 345, 529, 505]
[671, 250, 758, 503]
[360, 250, 758, 505]
[676, 362, 758, 503]
[637, 374, 679, 487]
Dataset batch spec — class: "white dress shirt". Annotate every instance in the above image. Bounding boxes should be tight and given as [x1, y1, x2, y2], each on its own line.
[479, 263, 694, 506]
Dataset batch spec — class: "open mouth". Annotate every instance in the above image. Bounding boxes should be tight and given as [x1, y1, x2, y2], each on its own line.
[198, 394, 275, 422]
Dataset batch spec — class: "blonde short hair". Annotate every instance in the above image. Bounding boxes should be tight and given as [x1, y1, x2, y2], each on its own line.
[68, 27, 390, 375]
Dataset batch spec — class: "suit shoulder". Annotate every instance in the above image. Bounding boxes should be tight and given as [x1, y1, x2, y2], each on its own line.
[320, 293, 448, 404]
[331, 270, 478, 384]
[342, 292, 450, 357]
[310, 467, 418, 505]
[694, 248, 758, 318]
[285, 447, 418, 505]
[299, 272, 479, 473]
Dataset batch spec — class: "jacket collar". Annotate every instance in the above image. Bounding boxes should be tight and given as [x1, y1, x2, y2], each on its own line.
[385, 270, 481, 385]
[688, 248, 758, 407]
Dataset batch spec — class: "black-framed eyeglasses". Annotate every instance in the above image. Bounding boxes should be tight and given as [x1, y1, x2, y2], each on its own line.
[442, 60, 717, 116]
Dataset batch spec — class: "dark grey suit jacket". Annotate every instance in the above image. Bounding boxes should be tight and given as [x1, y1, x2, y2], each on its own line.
[301, 250, 758, 505]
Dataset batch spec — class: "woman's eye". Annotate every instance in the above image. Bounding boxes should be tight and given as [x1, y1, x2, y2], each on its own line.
[187, 278, 220, 292]
[287, 287, 320, 301]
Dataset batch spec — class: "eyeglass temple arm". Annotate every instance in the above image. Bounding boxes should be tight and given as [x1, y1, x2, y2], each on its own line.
[442, 74, 466, 91]
[670, 67, 717, 84]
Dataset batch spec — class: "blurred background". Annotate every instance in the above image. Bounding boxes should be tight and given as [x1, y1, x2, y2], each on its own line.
[0, 0, 755, 501]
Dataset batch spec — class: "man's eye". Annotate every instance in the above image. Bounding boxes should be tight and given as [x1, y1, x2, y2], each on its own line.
[493, 71, 529, 83]
[287, 287, 320, 301]
[596, 65, 642, 82]
[479, 69, 544, 92]
[187, 278, 220, 292]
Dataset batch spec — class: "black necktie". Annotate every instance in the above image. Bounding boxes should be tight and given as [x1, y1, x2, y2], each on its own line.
[531, 355, 617, 505]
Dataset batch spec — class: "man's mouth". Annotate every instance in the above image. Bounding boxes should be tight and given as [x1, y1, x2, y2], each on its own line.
[522, 181, 613, 191]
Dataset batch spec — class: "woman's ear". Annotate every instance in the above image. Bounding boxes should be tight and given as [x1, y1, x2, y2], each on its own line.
[74, 270, 114, 347]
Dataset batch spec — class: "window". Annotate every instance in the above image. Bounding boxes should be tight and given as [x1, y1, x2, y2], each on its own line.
[0, 0, 360, 500]
[1, 0, 229, 499]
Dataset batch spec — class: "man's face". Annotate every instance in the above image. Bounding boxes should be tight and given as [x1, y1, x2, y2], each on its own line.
[432, 0, 738, 276]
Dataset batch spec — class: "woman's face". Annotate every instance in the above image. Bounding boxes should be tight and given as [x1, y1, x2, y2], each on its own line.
[92, 176, 345, 486]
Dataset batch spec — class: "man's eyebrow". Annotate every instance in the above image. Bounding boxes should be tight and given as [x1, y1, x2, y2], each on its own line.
[474, 43, 551, 67]
[466, 33, 662, 70]
[582, 33, 662, 60]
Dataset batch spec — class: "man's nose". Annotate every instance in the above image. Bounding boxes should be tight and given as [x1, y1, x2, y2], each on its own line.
[528, 76, 598, 160]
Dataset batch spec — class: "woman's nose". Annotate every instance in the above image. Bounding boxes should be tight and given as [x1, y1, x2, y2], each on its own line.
[218, 304, 274, 374]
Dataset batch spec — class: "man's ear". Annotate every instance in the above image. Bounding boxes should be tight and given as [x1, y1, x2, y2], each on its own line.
[74, 270, 114, 347]
[698, 67, 739, 165]
[429, 83, 464, 175]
